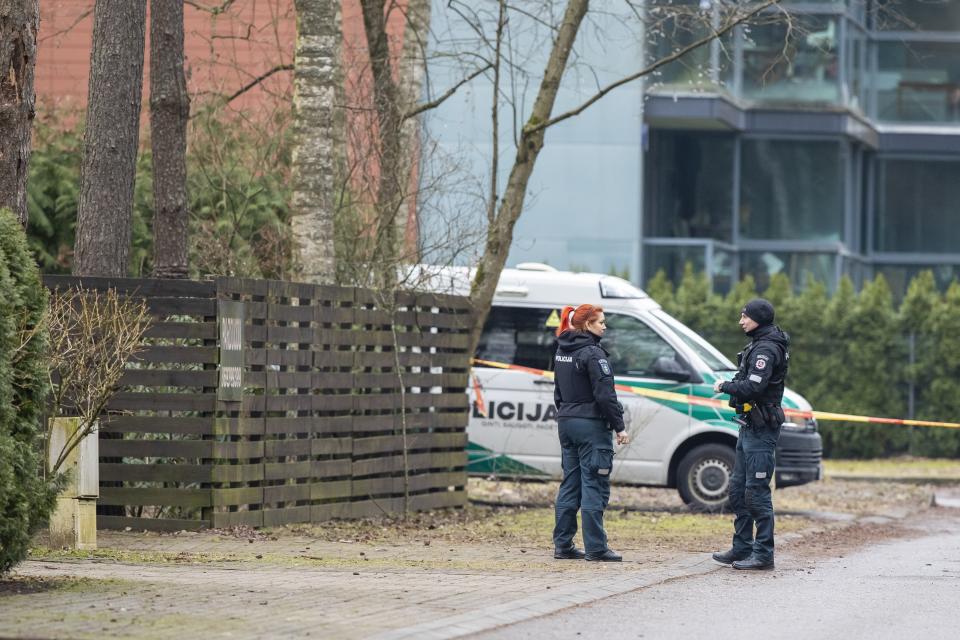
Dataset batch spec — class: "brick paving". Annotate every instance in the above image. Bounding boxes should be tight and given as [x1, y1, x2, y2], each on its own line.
[2, 530, 718, 640]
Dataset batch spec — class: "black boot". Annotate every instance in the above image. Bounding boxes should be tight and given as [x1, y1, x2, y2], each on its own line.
[732, 555, 774, 570]
[585, 549, 622, 562]
[711, 548, 751, 565]
[554, 546, 586, 560]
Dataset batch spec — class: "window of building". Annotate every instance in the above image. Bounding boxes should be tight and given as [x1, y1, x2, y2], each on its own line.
[643, 242, 735, 295]
[874, 264, 960, 300]
[876, 0, 960, 32]
[602, 313, 680, 378]
[647, 1, 732, 90]
[840, 257, 868, 289]
[741, 14, 840, 104]
[475, 306, 558, 370]
[845, 23, 868, 110]
[740, 251, 838, 292]
[646, 131, 735, 240]
[644, 244, 706, 286]
[739, 139, 845, 241]
[875, 41, 960, 123]
[876, 158, 960, 253]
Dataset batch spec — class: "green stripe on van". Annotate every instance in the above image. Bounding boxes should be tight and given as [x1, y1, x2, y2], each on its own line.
[466, 441, 548, 476]
[612, 377, 803, 430]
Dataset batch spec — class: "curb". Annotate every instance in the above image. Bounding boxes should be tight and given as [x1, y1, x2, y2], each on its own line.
[373, 554, 720, 640]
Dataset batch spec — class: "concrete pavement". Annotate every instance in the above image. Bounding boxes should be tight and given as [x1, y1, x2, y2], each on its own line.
[477, 505, 960, 640]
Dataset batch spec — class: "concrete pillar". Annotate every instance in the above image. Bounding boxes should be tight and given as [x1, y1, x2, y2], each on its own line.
[48, 417, 99, 550]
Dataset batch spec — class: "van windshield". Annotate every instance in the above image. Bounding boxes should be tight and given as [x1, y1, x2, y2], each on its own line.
[651, 310, 737, 371]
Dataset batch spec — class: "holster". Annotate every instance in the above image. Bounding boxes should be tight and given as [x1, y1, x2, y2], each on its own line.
[749, 403, 771, 428]
[748, 403, 785, 429]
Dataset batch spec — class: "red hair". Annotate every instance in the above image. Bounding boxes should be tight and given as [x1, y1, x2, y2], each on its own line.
[556, 304, 604, 336]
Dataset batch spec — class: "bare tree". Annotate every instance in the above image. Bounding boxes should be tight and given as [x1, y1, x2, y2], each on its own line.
[462, 0, 783, 353]
[0, 0, 40, 226]
[44, 288, 151, 478]
[290, 0, 343, 284]
[150, 0, 191, 279]
[72, 0, 147, 277]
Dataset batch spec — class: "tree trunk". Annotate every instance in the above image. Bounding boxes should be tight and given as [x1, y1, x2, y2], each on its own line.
[150, 0, 190, 279]
[72, 0, 147, 277]
[467, 0, 590, 354]
[356, 0, 430, 290]
[359, 0, 404, 291]
[395, 0, 430, 264]
[0, 0, 39, 226]
[291, 0, 342, 284]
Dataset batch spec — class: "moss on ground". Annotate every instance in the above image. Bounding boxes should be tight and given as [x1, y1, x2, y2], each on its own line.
[276, 506, 813, 553]
[0, 575, 129, 596]
[27, 546, 236, 566]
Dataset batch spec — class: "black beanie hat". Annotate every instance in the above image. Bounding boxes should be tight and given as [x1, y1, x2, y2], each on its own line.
[742, 298, 775, 326]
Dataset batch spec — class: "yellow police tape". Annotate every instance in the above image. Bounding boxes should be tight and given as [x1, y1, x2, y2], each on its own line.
[471, 358, 960, 430]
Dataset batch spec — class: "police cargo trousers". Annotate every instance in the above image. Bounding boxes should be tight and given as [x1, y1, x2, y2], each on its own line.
[553, 417, 614, 554]
[728, 424, 782, 562]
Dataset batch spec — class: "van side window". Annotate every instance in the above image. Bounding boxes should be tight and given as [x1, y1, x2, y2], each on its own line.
[476, 306, 558, 371]
[603, 314, 680, 378]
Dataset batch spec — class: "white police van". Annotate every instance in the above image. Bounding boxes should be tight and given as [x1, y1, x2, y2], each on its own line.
[466, 263, 823, 511]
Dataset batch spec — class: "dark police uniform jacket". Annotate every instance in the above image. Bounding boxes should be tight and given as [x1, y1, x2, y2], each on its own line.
[719, 324, 790, 428]
[553, 330, 625, 433]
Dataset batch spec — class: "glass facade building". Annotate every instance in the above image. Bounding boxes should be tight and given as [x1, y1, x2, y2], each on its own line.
[642, 0, 960, 296]
[425, 1, 960, 298]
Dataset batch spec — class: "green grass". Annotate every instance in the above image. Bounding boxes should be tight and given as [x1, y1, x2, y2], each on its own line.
[825, 457, 960, 479]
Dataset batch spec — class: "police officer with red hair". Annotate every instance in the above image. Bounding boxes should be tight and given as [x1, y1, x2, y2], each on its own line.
[552, 304, 629, 562]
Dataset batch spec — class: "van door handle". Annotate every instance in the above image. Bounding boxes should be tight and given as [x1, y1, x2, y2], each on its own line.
[534, 379, 555, 385]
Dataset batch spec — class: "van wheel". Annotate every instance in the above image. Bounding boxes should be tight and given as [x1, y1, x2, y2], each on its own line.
[676, 444, 735, 513]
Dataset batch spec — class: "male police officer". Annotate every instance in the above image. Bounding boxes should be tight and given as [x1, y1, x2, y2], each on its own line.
[711, 299, 789, 571]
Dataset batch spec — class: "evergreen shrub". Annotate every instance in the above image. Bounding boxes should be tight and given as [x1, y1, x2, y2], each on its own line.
[0, 208, 54, 573]
[648, 266, 960, 458]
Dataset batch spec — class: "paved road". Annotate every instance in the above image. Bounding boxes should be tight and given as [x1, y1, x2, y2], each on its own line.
[479, 509, 960, 640]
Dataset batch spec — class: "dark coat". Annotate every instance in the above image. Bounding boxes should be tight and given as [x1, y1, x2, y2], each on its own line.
[720, 323, 790, 410]
[553, 330, 625, 433]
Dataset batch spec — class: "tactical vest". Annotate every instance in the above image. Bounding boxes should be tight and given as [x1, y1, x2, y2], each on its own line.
[737, 337, 789, 406]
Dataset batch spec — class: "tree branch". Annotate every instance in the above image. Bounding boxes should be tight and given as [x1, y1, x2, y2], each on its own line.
[40, 8, 93, 43]
[185, 0, 238, 15]
[526, 0, 781, 135]
[487, 0, 506, 226]
[221, 64, 294, 106]
[403, 63, 493, 120]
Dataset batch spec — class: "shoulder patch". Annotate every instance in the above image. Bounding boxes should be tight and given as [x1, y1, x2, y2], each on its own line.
[754, 358, 767, 370]
[598, 358, 612, 376]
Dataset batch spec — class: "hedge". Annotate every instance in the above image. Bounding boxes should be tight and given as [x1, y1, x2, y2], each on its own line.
[0, 208, 55, 573]
[648, 265, 960, 459]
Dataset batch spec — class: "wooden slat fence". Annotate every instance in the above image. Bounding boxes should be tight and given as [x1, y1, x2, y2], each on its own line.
[43, 275, 472, 531]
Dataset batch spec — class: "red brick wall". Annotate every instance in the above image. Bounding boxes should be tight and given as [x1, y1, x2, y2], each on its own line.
[37, 0, 296, 117]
